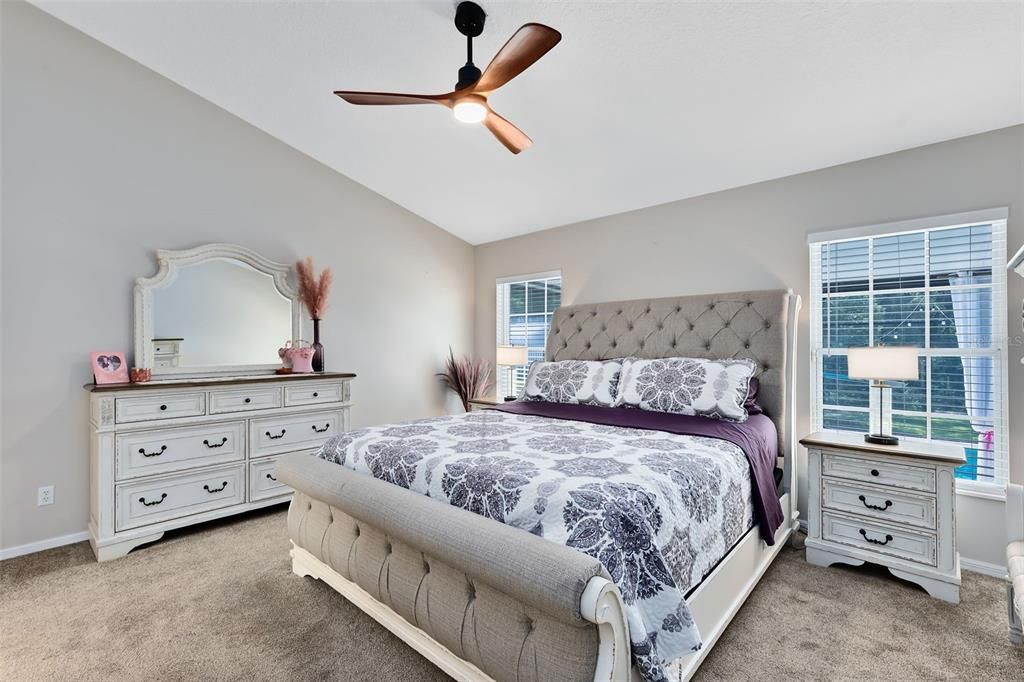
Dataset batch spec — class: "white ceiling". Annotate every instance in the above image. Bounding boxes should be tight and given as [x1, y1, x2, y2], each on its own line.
[33, 1, 1024, 245]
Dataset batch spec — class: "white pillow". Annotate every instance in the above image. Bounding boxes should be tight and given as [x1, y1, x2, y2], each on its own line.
[614, 357, 757, 422]
[519, 360, 622, 406]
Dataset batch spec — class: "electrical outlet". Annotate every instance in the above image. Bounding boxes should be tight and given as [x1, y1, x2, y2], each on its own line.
[37, 485, 54, 506]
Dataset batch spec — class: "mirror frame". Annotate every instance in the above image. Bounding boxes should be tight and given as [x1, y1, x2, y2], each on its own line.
[134, 243, 302, 379]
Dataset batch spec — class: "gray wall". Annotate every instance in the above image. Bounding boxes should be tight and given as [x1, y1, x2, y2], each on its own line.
[0, 2, 475, 552]
[475, 125, 1024, 567]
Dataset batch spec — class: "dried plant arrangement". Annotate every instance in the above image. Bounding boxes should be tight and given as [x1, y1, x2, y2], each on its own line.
[437, 347, 494, 412]
[295, 257, 333, 320]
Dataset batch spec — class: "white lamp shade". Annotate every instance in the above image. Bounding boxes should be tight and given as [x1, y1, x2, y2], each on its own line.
[496, 345, 529, 367]
[847, 346, 919, 381]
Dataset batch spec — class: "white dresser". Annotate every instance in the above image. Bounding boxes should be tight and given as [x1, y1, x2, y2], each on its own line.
[802, 431, 966, 603]
[86, 372, 353, 561]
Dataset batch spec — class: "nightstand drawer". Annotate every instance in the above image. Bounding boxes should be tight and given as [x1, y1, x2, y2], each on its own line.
[822, 511, 937, 566]
[822, 452, 935, 493]
[822, 478, 936, 530]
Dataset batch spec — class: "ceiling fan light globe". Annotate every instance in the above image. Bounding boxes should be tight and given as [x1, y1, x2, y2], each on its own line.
[453, 100, 487, 124]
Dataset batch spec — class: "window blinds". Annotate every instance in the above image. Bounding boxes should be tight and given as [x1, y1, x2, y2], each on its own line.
[809, 212, 1009, 490]
[495, 272, 562, 397]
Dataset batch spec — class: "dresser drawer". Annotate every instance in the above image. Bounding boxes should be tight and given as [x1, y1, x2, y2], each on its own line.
[249, 456, 291, 501]
[284, 381, 348, 407]
[822, 478, 936, 530]
[115, 464, 245, 531]
[250, 410, 342, 458]
[821, 452, 936, 493]
[115, 392, 205, 423]
[116, 422, 245, 480]
[208, 386, 282, 414]
[822, 511, 937, 566]
[152, 340, 181, 356]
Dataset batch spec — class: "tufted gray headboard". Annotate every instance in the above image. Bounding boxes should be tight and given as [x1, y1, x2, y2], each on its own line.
[545, 289, 798, 455]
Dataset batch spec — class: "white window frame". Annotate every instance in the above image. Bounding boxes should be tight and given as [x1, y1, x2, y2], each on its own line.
[808, 208, 1010, 497]
[495, 270, 562, 398]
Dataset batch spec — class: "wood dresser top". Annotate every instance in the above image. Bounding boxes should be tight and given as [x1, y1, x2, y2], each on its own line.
[84, 371, 356, 393]
[800, 431, 967, 465]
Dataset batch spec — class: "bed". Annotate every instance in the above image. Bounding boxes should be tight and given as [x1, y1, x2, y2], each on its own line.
[276, 289, 801, 681]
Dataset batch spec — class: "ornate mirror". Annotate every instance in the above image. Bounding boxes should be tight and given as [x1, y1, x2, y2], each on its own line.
[135, 244, 302, 378]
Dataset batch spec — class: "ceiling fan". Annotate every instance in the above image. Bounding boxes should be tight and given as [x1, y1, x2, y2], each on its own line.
[334, 2, 561, 154]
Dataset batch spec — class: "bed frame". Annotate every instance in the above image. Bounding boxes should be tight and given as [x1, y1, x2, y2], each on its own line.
[280, 290, 801, 681]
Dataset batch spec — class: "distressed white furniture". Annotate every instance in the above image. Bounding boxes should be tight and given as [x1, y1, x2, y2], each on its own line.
[802, 431, 966, 603]
[86, 373, 353, 561]
[152, 337, 183, 369]
[1007, 483, 1024, 644]
[135, 243, 303, 379]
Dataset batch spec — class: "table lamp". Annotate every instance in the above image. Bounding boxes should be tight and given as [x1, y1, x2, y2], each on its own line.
[495, 345, 529, 401]
[847, 346, 919, 446]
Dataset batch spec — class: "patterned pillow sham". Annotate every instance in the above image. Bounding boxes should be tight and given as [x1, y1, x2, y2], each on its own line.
[614, 356, 758, 422]
[518, 360, 623, 406]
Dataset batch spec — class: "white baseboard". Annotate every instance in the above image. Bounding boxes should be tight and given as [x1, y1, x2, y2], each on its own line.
[797, 519, 1005, 579]
[960, 557, 1008, 579]
[0, 530, 89, 561]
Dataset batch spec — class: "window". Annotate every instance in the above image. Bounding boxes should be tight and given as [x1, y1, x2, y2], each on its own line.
[809, 209, 1009, 492]
[496, 272, 562, 397]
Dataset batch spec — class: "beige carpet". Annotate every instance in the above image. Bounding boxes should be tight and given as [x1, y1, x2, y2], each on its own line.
[2, 508, 1021, 681]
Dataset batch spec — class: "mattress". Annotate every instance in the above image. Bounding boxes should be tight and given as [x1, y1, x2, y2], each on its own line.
[316, 403, 780, 682]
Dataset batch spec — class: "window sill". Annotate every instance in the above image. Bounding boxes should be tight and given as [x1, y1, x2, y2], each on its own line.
[955, 482, 1006, 502]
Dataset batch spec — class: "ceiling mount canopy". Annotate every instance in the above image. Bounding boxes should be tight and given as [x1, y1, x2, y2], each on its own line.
[334, 1, 562, 154]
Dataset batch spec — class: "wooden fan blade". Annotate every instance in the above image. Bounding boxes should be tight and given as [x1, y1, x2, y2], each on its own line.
[483, 109, 532, 154]
[334, 91, 453, 106]
[473, 23, 561, 94]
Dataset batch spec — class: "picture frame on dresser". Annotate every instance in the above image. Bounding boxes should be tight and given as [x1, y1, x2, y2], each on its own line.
[801, 431, 966, 603]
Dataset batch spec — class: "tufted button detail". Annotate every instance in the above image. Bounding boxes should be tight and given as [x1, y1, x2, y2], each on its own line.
[747, 301, 754, 307]
[611, 340, 617, 348]
[570, 312, 576, 318]
[764, 321, 772, 329]
[675, 306, 682, 313]
[327, 513, 334, 524]
[585, 342, 591, 349]
[708, 303, 715, 310]
[468, 582, 476, 600]
[638, 340, 645, 349]
[528, 618, 537, 632]
[744, 342, 751, 349]
[689, 324, 695, 331]
[307, 501, 313, 511]
[671, 341, 677, 348]
[763, 363, 770, 370]
[354, 525, 360, 537]
[385, 542, 392, 554]
[617, 309, 623, 315]
[423, 561, 430, 574]
[724, 321, 730, 328]
[705, 343, 712, 351]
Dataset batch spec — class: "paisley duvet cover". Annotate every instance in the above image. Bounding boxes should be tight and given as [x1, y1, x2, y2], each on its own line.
[316, 402, 780, 681]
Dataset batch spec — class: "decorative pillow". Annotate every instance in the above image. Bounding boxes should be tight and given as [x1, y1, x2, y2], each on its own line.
[744, 377, 764, 415]
[614, 356, 758, 422]
[518, 360, 622, 406]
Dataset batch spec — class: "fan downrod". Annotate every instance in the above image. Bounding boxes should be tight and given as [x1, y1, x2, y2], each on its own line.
[454, 2, 486, 89]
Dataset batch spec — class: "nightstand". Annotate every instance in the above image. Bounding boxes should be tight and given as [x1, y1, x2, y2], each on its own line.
[467, 396, 504, 412]
[801, 431, 966, 603]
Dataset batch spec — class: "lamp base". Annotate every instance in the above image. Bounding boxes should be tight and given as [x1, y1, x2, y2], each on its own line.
[503, 395, 516, 402]
[864, 433, 900, 446]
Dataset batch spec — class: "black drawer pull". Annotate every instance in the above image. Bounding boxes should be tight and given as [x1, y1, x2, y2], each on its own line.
[858, 495, 892, 511]
[266, 473, 277, 482]
[312, 392, 319, 398]
[139, 493, 167, 506]
[870, 469, 879, 477]
[203, 437, 228, 449]
[203, 481, 228, 493]
[311, 424, 331, 433]
[244, 398, 252, 404]
[138, 445, 167, 458]
[265, 429, 287, 440]
[159, 404, 168, 411]
[859, 529, 893, 545]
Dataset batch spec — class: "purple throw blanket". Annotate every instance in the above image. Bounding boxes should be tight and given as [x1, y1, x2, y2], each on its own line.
[492, 401, 784, 544]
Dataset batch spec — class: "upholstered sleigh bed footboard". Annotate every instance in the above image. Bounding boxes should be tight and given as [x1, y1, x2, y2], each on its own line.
[277, 453, 630, 682]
